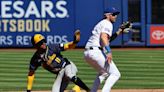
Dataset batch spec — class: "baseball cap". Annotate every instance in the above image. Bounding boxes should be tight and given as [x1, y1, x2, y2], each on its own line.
[104, 7, 120, 15]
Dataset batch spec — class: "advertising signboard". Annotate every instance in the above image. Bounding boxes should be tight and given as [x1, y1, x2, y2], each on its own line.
[150, 26, 164, 45]
[0, 0, 75, 47]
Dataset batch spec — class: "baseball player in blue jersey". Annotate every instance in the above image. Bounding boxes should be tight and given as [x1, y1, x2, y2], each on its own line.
[27, 30, 90, 92]
[84, 7, 132, 92]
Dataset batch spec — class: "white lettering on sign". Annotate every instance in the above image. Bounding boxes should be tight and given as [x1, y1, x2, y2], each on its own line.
[47, 35, 68, 44]
[152, 30, 164, 40]
[0, 35, 13, 45]
[16, 35, 31, 45]
[0, 0, 68, 18]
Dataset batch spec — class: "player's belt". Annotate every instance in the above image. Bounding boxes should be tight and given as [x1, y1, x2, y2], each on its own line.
[85, 47, 103, 50]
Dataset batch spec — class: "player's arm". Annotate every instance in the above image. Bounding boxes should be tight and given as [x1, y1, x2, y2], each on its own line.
[110, 28, 123, 42]
[64, 30, 80, 50]
[101, 32, 110, 47]
[100, 32, 112, 64]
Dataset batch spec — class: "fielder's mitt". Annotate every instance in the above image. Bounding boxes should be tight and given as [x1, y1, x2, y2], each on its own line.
[73, 29, 80, 44]
[120, 21, 132, 33]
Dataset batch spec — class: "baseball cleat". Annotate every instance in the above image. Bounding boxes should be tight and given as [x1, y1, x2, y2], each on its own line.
[71, 85, 81, 92]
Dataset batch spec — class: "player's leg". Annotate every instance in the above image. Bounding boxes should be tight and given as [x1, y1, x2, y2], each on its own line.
[52, 69, 65, 92]
[90, 74, 101, 92]
[102, 60, 121, 92]
[84, 50, 108, 92]
[65, 61, 90, 91]
[60, 74, 70, 92]
[84, 50, 108, 75]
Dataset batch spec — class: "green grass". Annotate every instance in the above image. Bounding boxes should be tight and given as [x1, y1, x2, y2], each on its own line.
[0, 49, 164, 91]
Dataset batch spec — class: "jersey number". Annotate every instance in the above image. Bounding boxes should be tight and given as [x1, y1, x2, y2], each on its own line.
[47, 54, 61, 65]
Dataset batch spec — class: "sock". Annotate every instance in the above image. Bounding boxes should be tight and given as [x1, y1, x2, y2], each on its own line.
[71, 76, 90, 91]
[91, 75, 100, 92]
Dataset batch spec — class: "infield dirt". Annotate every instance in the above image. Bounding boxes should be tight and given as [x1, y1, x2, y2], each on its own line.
[30, 89, 164, 92]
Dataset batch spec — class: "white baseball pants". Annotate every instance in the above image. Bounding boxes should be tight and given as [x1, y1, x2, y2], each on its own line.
[52, 61, 78, 92]
[84, 49, 121, 92]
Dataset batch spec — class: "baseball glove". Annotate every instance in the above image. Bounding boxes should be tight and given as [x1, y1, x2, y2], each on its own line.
[120, 21, 132, 33]
[73, 29, 80, 44]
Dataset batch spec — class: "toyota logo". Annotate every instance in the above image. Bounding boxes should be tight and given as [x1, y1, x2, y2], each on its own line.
[152, 30, 164, 40]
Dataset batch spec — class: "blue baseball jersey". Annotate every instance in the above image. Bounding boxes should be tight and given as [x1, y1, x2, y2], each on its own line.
[29, 44, 70, 74]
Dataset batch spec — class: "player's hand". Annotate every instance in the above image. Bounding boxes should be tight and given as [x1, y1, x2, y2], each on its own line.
[73, 29, 80, 44]
[120, 21, 132, 29]
[106, 53, 112, 64]
[119, 21, 132, 33]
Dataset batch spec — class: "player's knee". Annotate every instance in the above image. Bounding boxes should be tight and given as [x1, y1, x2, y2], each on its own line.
[65, 68, 77, 79]
[112, 70, 121, 79]
[115, 71, 121, 79]
[66, 73, 76, 79]
[71, 63, 78, 71]
[64, 63, 77, 79]
[118, 72, 121, 78]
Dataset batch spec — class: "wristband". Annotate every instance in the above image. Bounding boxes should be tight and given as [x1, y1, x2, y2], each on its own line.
[105, 45, 111, 54]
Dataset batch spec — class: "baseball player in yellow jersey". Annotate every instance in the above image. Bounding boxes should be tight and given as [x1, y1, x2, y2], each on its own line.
[27, 30, 90, 92]
[84, 7, 132, 92]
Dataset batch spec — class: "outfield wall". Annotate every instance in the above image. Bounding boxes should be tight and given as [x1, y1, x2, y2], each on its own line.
[0, 0, 164, 47]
